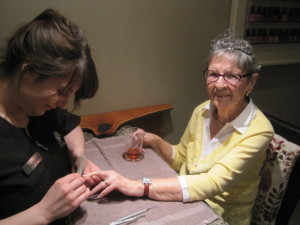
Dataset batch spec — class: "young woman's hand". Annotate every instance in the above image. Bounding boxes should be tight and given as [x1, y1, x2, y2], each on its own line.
[37, 173, 90, 223]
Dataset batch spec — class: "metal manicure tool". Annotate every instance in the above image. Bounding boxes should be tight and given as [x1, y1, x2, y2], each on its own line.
[109, 206, 156, 225]
[87, 194, 109, 203]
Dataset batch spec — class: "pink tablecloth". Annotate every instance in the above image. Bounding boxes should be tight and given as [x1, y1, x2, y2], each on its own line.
[77, 136, 218, 225]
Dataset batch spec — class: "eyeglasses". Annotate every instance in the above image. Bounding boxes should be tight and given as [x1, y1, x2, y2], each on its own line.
[203, 70, 253, 85]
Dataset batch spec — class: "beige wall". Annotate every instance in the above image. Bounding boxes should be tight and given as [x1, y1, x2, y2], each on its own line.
[1, 0, 299, 143]
[0, 0, 231, 142]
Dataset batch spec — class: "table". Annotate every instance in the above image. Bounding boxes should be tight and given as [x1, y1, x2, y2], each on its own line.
[77, 136, 223, 225]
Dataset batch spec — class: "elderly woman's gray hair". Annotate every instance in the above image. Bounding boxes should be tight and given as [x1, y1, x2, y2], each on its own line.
[207, 29, 261, 73]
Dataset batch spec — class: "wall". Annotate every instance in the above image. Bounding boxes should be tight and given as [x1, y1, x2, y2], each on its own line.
[1, 1, 299, 144]
[0, 0, 231, 142]
[229, 0, 300, 128]
[253, 63, 300, 126]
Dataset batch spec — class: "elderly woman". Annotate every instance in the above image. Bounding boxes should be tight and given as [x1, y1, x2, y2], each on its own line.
[86, 30, 274, 225]
[0, 9, 100, 225]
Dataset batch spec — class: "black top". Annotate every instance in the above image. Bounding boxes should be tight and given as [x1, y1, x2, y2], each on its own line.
[0, 108, 80, 224]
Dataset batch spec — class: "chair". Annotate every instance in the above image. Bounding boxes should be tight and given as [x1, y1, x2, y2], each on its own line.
[251, 114, 300, 225]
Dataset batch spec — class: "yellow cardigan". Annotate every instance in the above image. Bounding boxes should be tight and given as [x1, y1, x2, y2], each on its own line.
[171, 101, 274, 225]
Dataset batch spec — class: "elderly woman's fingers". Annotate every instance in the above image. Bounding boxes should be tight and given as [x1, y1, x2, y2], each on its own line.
[88, 178, 116, 198]
[89, 182, 104, 196]
[83, 170, 101, 177]
[84, 170, 129, 198]
[96, 183, 115, 198]
[83, 170, 105, 189]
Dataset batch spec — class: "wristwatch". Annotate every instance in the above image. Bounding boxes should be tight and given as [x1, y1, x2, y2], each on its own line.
[142, 177, 152, 197]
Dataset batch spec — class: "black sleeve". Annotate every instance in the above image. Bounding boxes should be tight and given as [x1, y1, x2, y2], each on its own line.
[53, 108, 81, 136]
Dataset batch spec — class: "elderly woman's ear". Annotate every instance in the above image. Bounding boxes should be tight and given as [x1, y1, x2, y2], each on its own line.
[247, 72, 259, 96]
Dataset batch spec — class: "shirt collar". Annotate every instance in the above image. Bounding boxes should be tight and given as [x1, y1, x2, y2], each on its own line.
[202, 99, 256, 134]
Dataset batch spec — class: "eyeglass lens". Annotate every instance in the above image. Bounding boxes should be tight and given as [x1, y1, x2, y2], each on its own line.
[204, 70, 241, 85]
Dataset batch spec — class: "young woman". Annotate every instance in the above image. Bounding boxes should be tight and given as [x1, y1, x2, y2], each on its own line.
[0, 8, 100, 225]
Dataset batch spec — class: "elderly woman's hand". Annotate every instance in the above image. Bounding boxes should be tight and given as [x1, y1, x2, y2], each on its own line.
[143, 132, 161, 151]
[84, 170, 142, 198]
[143, 132, 173, 165]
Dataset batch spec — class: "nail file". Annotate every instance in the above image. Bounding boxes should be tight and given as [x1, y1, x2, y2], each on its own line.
[76, 156, 85, 175]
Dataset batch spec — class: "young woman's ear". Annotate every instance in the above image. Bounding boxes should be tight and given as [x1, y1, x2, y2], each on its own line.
[20, 63, 36, 80]
[21, 63, 30, 72]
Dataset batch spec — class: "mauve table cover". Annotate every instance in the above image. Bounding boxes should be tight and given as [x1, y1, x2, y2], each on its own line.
[77, 136, 218, 225]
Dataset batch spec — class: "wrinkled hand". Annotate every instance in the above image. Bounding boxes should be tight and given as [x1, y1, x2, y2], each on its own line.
[84, 170, 140, 199]
[37, 173, 90, 223]
[143, 132, 161, 152]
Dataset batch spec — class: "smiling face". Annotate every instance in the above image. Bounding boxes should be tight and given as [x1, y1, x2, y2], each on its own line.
[206, 55, 257, 117]
[16, 70, 81, 117]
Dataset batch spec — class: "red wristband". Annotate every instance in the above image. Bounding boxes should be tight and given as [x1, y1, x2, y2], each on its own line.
[143, 183, 150, 197]
[142, 177, 152, 197]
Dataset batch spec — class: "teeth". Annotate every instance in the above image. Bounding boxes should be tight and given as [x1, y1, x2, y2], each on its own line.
[216, 93, 228, 95]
